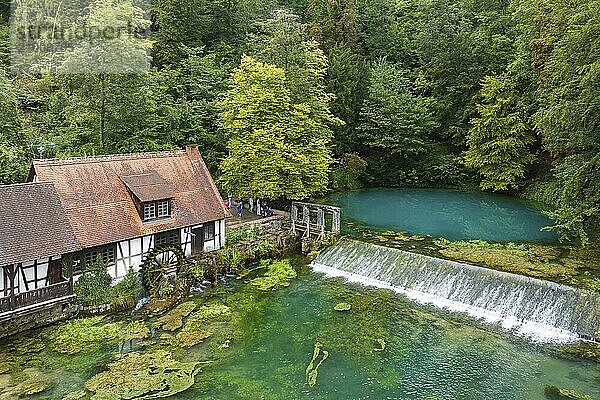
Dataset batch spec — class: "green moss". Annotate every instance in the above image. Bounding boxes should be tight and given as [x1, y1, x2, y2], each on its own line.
[43, 316, 122, 355]
[435, 239, 577, 281]
[560, 343, 600, 363]
[122, 320, 151, 341]
[84, 350, 199, 399]
[153, 301, 197, 331]
[250, 260, 297, 291]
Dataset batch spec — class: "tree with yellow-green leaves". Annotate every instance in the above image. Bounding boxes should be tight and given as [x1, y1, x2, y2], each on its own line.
[218, 56, 340, 200]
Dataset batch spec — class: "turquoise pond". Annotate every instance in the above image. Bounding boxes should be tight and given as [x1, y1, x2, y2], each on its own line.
[1, 265, 598, 399]
[326, 188, 559, 242]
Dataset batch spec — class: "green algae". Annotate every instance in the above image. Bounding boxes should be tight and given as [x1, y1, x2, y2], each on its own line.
[153, 301, 197, 331]
[43, 316, 122, 355]
[305, 342, 329, 388]
[545, 386, 592, 399]
[334, 302, 352, 311]
[84, 350, 199, 399]
[0, 367, 52, 399]
[373, 338, 386, 352]
[250, 259, 297, 291]
[174, 304, 232, 348]
[62, 390, 87, 399]
[122, 320, 151, 341]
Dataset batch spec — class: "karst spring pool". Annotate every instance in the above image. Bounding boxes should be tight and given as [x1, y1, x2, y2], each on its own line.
[0, 261, 597, 399]
[327, 188, 559, 242]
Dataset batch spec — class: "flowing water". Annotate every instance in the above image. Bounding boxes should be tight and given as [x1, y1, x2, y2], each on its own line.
[1, 259, 598, 399]
[312, 239, 600, 343]
[327, 188, 558, 242]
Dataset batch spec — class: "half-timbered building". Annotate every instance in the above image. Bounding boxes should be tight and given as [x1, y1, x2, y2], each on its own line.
[1, 146, 230, 319]
[28, 145, 231, 279]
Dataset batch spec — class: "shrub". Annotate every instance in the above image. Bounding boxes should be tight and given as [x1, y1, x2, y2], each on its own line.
[74, 256, 112, 307]
[110, 267, 141, 309]
[331, 153, 367, 191]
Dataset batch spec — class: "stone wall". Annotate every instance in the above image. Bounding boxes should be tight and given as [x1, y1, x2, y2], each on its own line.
[226, 212, 297, 249]
[0, 300, 76, 339]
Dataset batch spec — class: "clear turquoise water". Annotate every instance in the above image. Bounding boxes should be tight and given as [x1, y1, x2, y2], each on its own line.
[327, 188, 559, 242]
[9, 265, 597, 399]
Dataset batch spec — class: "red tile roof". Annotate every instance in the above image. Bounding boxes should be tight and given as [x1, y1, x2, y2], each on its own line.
[0, 182, 80, 266]
[30, 146, 231, 248]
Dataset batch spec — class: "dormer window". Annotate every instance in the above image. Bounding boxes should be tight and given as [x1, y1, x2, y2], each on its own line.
[143, 199, 171, 221]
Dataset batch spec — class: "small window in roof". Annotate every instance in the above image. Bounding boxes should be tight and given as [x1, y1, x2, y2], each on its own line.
[143, 202, 156, 220]
[142, 199, 171, 222]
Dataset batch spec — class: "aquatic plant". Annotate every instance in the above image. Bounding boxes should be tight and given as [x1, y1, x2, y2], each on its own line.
[373, 339, 386, 352]
[121, 320, 151, 341]
[44, 316, 122, 355]
[174, 304, 232, 348]
[153, 301, 197, 331]
[62, 390, 87, 399]
[250, 259, 297, 291]
[0, 367, 52, 399]
[305, 342, 329, 388]
[333, 302, 351, 311]
[84, 350, 199, 399]
[544, 385, 592, 399]
[434, 238, 578, 281]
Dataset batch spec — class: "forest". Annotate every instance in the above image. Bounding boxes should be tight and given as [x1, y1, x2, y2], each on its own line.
[0, 0, 599, 243]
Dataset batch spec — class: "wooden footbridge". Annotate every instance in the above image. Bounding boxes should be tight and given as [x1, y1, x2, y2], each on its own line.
[290, 202, 341, 240]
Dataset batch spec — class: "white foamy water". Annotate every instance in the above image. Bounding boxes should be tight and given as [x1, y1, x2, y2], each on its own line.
[311, 240, 600, 344]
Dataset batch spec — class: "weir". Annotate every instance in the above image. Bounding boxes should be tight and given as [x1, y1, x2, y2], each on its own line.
[312, 239, 600, 343]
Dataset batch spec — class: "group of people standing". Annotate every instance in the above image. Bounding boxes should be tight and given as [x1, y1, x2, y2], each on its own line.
[225, 195, 273, 219]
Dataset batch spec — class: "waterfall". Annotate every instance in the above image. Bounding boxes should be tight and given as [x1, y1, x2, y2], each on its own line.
[311, 239, 600, 343]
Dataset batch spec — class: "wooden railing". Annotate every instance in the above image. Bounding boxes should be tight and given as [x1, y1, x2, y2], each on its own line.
[0, 281, 73, 314]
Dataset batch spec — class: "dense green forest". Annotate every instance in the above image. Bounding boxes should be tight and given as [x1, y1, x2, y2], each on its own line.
[0, 0, 599, 243]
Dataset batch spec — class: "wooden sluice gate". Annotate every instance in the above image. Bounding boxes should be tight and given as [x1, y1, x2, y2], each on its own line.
[290, 202, 341, 240]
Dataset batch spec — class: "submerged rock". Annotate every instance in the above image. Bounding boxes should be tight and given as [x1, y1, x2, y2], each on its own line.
[373, 339, 386, 352]
[84, 350, 199, 399]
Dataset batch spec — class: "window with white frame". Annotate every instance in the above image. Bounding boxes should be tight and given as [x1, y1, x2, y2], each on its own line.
[204, 221, 215, 240]
[157, 200, 170, 217]
[143, 202, 156, 220]
[142, 199, 171, 221]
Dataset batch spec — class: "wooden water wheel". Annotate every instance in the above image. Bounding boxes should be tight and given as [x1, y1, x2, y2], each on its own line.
[141, 245, 187, 298]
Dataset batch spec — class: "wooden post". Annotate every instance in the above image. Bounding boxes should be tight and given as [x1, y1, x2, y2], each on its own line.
[332, 209, 340, 232]
[317, 208, 325, 233]
[291, 204, 298, 234]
